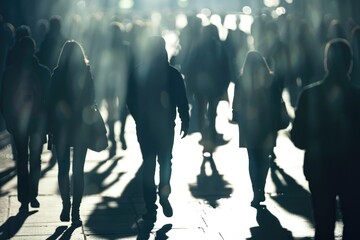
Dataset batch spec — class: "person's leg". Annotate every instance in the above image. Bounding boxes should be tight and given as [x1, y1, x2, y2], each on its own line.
[137, 129, 158, 221]
[71, 145, 87, 226]
[157, 130, 174, 217]
[13, 134, 29, 211]
[119, 106, 128, 150]
[309, 181, 336, 240]
[247, 148, 269, 207]
[28, 132, 44, 207]
[339, 180, 360, 239]
[55, 136, 71, 221]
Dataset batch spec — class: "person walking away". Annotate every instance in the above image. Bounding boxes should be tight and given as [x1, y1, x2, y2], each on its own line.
[1, 36, 51, 212]
[291, 38, 360, 240]
[48, 40, 98, 226]
[127, 36, 189, 222]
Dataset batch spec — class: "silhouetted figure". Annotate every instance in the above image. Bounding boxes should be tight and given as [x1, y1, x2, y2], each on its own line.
[350, 25, 360, 86]
[0, 22, 15, 132]
[291, 38, 360, 240]
[48, 40, 96, 226]
[0, 36, 51, 212]
[6, 25, 32, 68]
[224, 15, 249, 84]
[127, 36, 189, 222]
[36, 15, 67, 72]
[186, 24, 230, 153]
[232, 51, 282, 208]
[102, 22, 132, 158]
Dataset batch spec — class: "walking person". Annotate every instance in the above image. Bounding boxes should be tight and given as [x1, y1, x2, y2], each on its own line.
[232, 51, 283, 208]
[127, 36, 189, 222]
[1, 36, 51, 211]
[291, 38, 360, 240]
[48, 40, 98, 226]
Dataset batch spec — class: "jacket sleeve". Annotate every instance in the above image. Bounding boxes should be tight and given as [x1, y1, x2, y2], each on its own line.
[290, 90, 308, 150]
[171, 67, 190, 125]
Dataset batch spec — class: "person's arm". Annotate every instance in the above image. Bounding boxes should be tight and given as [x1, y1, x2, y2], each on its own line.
[171, 68, 190, 138]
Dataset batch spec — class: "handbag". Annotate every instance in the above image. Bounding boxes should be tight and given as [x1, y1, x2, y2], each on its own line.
[83, 104, 108, 152]
[278, 97, 290, 130]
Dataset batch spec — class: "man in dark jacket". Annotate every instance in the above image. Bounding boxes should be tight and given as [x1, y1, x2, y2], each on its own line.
[291, 38, 360, 240]
[127, 36, 189, 222]
[1, 36, 51, 212]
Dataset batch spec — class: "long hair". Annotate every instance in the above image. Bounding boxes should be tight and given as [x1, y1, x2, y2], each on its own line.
[241, 50, 272, 92]
[56, 40, 88, 71]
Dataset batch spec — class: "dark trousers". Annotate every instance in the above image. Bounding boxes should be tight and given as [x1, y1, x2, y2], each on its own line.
[247, 148, 271, 198]
[54, 133, 87, 209]
[13, 132, 44, 204]
[309, 179, 360, 240]
[136, 126, 174, 212]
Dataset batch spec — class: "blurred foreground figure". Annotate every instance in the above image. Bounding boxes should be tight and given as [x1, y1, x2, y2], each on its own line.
[291, 38, 360, 240]
[48, 40, 97, 226]
[1, 37, 51, 212]
[127, 36, 189, 222]
[232, 51, 283, 208]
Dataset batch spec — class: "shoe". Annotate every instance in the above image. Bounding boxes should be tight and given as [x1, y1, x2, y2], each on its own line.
[159, 198, 173, 217]
[19, 203, 29, 212]
[251, 190, 265, 208]
[71, 209, 82, 226]
[30, 198, 40, 208]
[60, 204, 71, 222]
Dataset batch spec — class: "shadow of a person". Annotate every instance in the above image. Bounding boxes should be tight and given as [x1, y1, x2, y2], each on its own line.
[189, 155, 233, 208]
[0, 210, 37, 239]
[248, 207, 293, 240]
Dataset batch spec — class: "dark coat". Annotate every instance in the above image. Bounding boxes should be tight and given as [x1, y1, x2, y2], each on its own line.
[291, 75, 360, 183]
[1, 56, 51, 136]
[233, 74, 281, 149]
[48, 65, 95, 146]
[127, 63, 189, 135]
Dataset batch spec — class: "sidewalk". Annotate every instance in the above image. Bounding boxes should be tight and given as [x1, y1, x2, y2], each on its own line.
[0, 103, 344, 240]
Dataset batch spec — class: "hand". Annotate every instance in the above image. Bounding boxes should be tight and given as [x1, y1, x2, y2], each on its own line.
[180, 123, 189, 139]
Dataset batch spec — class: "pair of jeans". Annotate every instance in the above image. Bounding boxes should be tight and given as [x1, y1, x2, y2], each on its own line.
[136, 126, 174, 212]
[54, 132, 87, 210]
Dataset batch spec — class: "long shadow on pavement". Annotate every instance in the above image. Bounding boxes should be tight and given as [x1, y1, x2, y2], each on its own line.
[85, 161, 151, 239]
[189, 155, 233, 208]
[270, 162, 314, 223]
[247, 207, 293, 240]
[0, 211, 37, 239]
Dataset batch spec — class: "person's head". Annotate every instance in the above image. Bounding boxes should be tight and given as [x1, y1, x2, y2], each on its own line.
[143, 36, 168, 64]
[15, 25, 31, 42]
[49, 15, 62, 33]
[57, 40, 88, 70]
[324, 38, 353, 76]
[242, 51, 272, 90]
[17, 36, 36, 63]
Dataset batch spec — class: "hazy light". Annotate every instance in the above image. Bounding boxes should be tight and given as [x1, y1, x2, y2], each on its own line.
[240, 15, 253, 34]
[77, 0, 86, 9]
[224, 14, 237, 30]
[242, 6, 252, 15]
[210, 14, 222, 26]
[200, 8, 212, 17]
[196, 13, 210, 26]
[285, 0, 293, 3]
[264, 0, 280, 7]
[276, 7, 286, 16]
[177, 0, 189, 8]
[118, 0, 134, 9]
[175, 13, 188, 29]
